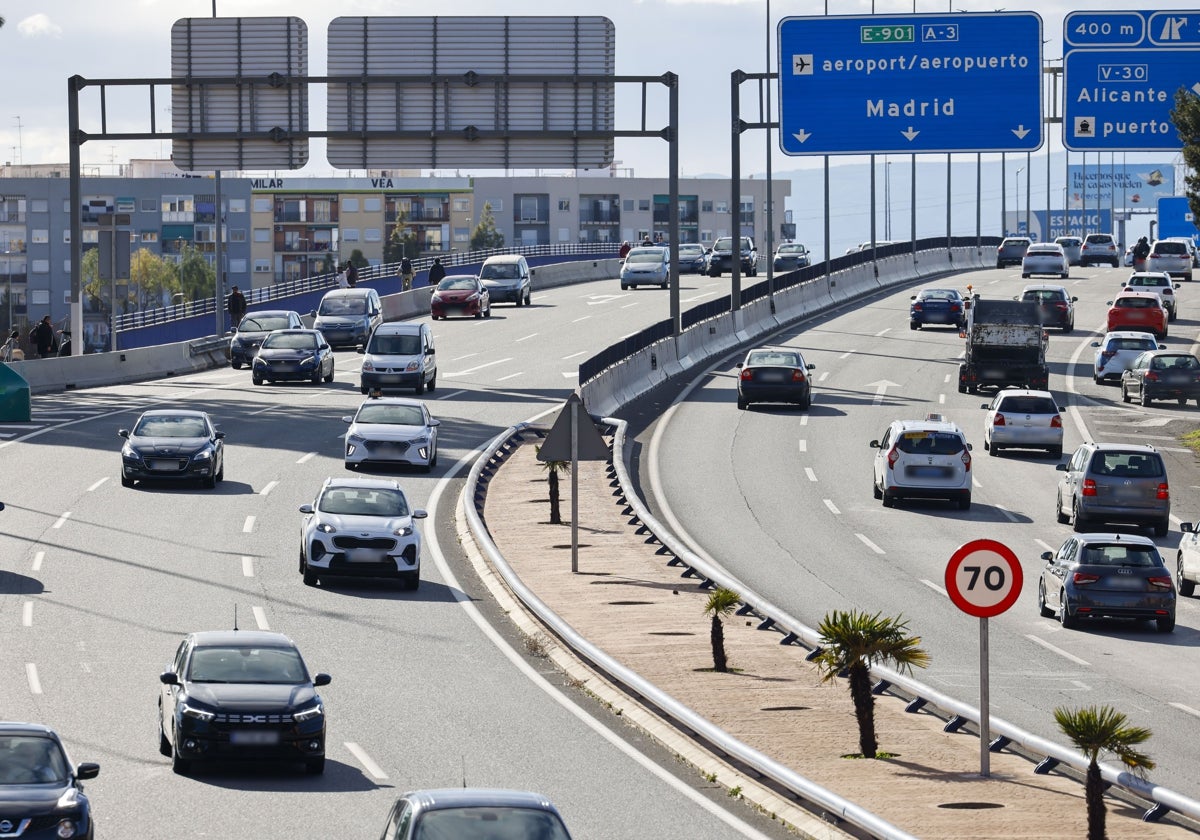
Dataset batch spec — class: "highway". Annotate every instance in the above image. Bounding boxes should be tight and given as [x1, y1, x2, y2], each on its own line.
[643, 262, 1200, 799]
[0, 280, 794, 840]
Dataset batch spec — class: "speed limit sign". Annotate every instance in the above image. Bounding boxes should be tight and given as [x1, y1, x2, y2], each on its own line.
[945, 538, 1023, 618]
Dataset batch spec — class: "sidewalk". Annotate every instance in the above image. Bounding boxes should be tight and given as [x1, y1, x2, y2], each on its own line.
[468, 441, 1196, 839]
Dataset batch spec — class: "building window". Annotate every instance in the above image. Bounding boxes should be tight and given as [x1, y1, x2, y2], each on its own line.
[425, 230, 443, 250]
[623, 199, 634, 212]
[453, 228, 469, 243]
[253, 198, 272, 213]
[364, 228, 382, 242]
[229, 228, 246, 243]
[82, 230, 98, 244]
[313, 200, 332, 223]
[363, 198, 382, 213]
[253, 228, 271, 243]
[716, 200, 729, 214]
[162, 195, 195, 222]
[342, 228, 359, 242]
[31, 230, 49, 244]
[342, 197, 359, 213]
[227, 198, 246, 214]
[229, 258, 247, 273]
[638, 199, 650, 212]
[254, 259, 272, 273]
[702, 200, 713, 213]
[194, 225, 216, 243]
[141, 198, 157, 213]
[558, 199, 571, 211]
[31, 259, 49, 274]
[487, 199, 503, 212]
[637, 229, 650, 243]
[142, 231, 159, 243]
[701, 229, 712, 243]
[453, 198, 469, 212]
[31, 199, 48, 214]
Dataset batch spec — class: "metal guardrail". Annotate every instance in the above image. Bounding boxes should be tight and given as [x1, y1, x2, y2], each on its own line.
[187, 335, 229, 357]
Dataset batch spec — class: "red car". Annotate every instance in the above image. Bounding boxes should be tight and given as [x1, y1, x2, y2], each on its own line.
[1106, 291, 1167, 339]
[430, 274, 492, 320]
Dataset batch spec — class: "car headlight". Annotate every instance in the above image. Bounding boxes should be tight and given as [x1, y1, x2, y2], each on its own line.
[181, 702, 215, 722]
[193, 448, 213, 462]
[347, 434, 366, 445]
[54, 818, 81, 838]
[394, 525, 415, 537]
[293, 702, 323, 723]
[122, 444, 138, 459]
[316, 522, 337, 534]
[253, 356, 267, 368]
[300, 355, 318, 368]
[431, 293, 442, 304]
[466, 293, 479, 302]
[409, 436, 429, 446]
[405, 361, 420, 372]
[362, 360, 376, 372]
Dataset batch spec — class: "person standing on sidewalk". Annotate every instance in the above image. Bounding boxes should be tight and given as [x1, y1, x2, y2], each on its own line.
[400, 257, 414, 292]
[226, 286, 247, 333]
[346, 262, 359, 288]
[428, 258, 446, 286]
[32, 316, 56, 358]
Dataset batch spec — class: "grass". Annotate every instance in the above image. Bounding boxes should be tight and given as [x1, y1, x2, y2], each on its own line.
[1182, 429, 1200, 455]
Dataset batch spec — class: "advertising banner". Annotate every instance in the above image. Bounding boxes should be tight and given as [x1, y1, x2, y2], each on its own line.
[1067, 162, 1173, 209]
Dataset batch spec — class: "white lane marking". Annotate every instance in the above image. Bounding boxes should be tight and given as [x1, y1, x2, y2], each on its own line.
[496, 372, 523, 382]
[944, 374, 951, 384]
[249, 405, 277, 416]
[344, 742, 389, 780]
[22, 601, 32, 627]
[838, 349, 855, 359]
[260, 480, 279, 497]
[798, 440, 807, 453]
[804, 467, 817, 482]
[296, 452, 316, 464]
[450, 352, 479, 361]
[800, 415, 809, 426]
[444, 358, 512, 377]
[818, 371, 829, 382]
[1170, 702, 1200, 719]
[515, 333, 539, 343]
[562, 351, 588, 360]
[823, 499, 840, 515]
[87, 477, 108, 492]
[252, 606, 270, 630]
[1071, 680, 1091, 691]
[921, 579, 948, 597]
[52, 512, 71, 529]
[571, 315, 592, 324]
[31, 552, 43, 572]
[875, 328, 891, 337]
[938, 393, 945, 405]
[435, 389, 467, 401]
[242, 557, 255, 578]
[994, 504, 1019, 523]
[243, 516, 256, 534]
[1034, 538, 1055, 552]
[1026, 634, 1091, 667]
[562, 371, 578, 378]
[973, 477, 982, 489]
[855, 533, 885, 555]
[26, 664, 42, 694]
[621, 302, 640, 309]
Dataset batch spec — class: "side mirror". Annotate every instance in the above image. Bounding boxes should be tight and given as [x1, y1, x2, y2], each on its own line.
[320, 343, 330, 351]
[159, 671, 180, 686]
[736, 362, 744, 369]
[980, 403, 989, 409]
[426, 347, 435, 355]
[429, 419, 440, 427]
[214, 431, 225, 440]
[356, 344, 365, 355]
[1055, 462, 1068, 471]
[299, 504, 314, 514]
[1041, 551, 1053, 562]
[1071, 297, 1079, 302]
[313, 673, 332, 687]
[341, 416, 353, 424]
[76, 763, 100, 781]
[910, 295, 917, 300]
[966, 443, 973, 451]
[118, 429, 129, 438]
[308, 310, 316, 318]
[1181, 522, 1194, 534]
[1090, 341, 1101, 347]
[869, 440, 881, 448]
[412, 509, 429, 519]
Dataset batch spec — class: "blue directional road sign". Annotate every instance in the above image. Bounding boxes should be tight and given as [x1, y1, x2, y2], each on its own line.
[1063, 10, 1200, 151]
[777, 13, 1044, 156]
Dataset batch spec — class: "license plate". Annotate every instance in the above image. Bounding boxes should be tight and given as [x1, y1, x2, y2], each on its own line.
[230, 730, 280, 745]
[148, 459, 179, 471]
[348, 548, 384, 563]
[757, 370, 787, 382]
[909, 466, 952, 479]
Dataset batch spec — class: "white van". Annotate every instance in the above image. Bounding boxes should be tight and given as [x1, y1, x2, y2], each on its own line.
[357, 322, 436, 395]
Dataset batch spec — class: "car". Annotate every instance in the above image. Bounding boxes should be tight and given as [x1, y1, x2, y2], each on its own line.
[1055, 442, 1170, 536]
[1147, 238, 1194, 281]
[1021, 243, 1069, 279]
[1173, 236, 1200, 268]
[157, 630, 331, 775]
[312, 287, 383, 349]
[996, 236, 1031, 267]
[707, 235, 757, 277]
[870, 414, 972, 510]
[981, 389, 1064, 458]
[119, 409, 225, 489]
[1016, 284, 1076, 331]
[1091, 331, 1161, 383]
[0, 723, 100, 840]
[848, 239, 896, 254]
[251, 328, 335, 386]
[619, 246, 669, 290]
[478, 254, 532, 306]
[1037, 533, 1175, 633]
[735, 347, 815, 410]
[1080, 232, 1120, 267]
[1121, 271, 1179, 320]
[229, 309, 304, 369]
[677, 242, 708, 274]
[358, 321, 436, 395]
[343, 396, 439, 472]
[772, 242, 811, 271]
[1176, 520, 1200, 597]
[431, 274, 491, 319]
[378, 789, 574, 840]
[299, 476, 428, 589]
[1123, 243, 1136, 267]
[1105, 291, 1167, 339]
[1054, 235, 1083, 266]
[909, 288, 967, 330]
[1121, 350, 1200, 407]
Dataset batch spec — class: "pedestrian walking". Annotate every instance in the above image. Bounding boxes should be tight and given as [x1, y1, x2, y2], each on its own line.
[226, 286, 247, 332]
[618, 241, 631, 260]
[346, 262, 359, 288]
[1132, 236, 1151, 272]
[428, 258, 446, 286]
[400, 257, 414, 292]
[32, 315, 55, 358]
[335, 264, 350, 289]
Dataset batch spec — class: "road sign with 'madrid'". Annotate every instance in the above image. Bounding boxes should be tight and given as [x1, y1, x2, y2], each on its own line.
[777, 13, 1044, 155]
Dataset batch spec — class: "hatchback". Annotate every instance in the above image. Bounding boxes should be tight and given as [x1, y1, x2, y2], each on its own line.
[1121, 271, 1179, 320]
[909, 288, 967, 330]
[996, 237, 1031, 268]
[1037, 534, 1175, 633]
[1147, 239, 1194, 281]
[1054, 235, 1083, 266]
[1091, 331, 1161, 383]
[1055, 442, 1170, 536]
[431, 275, 491, 319]
[736, 347, 815, 410]
[379, 789, 574, 840]
[343, 396, 439, 472]
[620, 247, 669, 289]
[1106, 291, 1167, 339]
[1021, 243, 1069, 279]
[773, 242, 811, 272]
[1121, 350, 1200, 407]
[981, 389, 1064, 458]
[0, 723, 100, 839]
[1017, 284, 1076, 331]
[478, 254, 531, 306]
[870, 414, 972, 510]
[229, 309, 304, 369]
[252, 328, 336, 386]
[1080, 233, 1120, 267]
[677, 243, 708, 274]
[312, 287, 383, 349]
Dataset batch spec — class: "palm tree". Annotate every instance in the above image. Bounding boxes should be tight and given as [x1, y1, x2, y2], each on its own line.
[703, 588, 741, 672]
[534, 445, 570, 525]
[814, 610, 930, 758]
[1054, 705, 1154, 840]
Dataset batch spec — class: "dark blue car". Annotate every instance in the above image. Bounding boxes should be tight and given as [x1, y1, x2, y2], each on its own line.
[910, 288, 967, 331]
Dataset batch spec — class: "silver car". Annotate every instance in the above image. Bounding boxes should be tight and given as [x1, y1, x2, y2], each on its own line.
[1147, 239, 1193, 281]
[619, 247, 669, 289]
[1055, 442, 1170, 536]
[1080, 233, 1120, 267]
[1091, 331, 1160, 383]
[996, 236, 1031, 267]
[1175, 521, 1200, 597]
[981, 389, 1064, 458]
[1054, 235, 1083, 266]
[1021, 242, 1069, 279]
[343, 396, 439, 473]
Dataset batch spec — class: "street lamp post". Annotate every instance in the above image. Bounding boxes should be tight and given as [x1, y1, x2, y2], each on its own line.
[1015, 167, 1025, 234]
[885, 160, 892, 241]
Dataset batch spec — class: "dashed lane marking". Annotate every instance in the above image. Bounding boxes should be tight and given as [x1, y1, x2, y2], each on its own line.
[344, 742, 389, 779]
[252, 606, 270, 630]
[296, 452, 316, 464]
[798, 440, 807, 453]
[52, 512, 70, 529]
[823, 499, 840, 515]
[242, 557, 254, 578]
[805, 468, 817, 482]
[87, 477, 108, 492]
[855, 533, 885, 555]
[562, 351, 587, 360]
[435, 390, 467, 401]
[260, 481, 278, 497]
[497, 372, 523, 382]
[921, 579, 948, 597]
[31, 552, 43, 572]
[243, 516, 256, 534]
[1170, 702, 1200, 719]
[1026, 634, 1091, 667]
[22, 601, 32, 627]
[26, 664, 41, 695]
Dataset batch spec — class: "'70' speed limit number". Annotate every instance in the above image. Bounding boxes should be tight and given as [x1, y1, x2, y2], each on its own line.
[944, 539, 1023, 618]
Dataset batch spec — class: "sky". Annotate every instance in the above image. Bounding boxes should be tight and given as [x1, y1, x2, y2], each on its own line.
[0, 0, 1193, 254]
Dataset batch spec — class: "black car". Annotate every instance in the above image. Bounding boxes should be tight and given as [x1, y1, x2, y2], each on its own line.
[229, 310, 304, 369]
[736, 347, 815, 410]
[1018, 284, 1076, 332]
[158, 630, 331, 775]
[251, 328, 335, 386]
[0, 723, 99, 840]
[909, 288, 967, 330]
[1121, 350, 1200, 407]
[120, 409, 225, 489]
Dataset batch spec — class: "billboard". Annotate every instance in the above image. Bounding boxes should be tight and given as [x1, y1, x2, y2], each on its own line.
[1028, 209, 1113, 241]
[1067, 162, 1173, 209]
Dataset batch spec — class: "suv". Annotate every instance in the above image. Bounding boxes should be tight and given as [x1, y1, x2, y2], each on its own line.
[1055, 442, 1170, 536]
[1018, 284, 1076, 331]
[1147, 239, 1194, 281]
[0, 722, 100, 836]
[996, 237, 1031, 267]
[870, 414, 972, 510]
[478, 254, 532, 306]
[312, 287, 383, 349]
[358, 321, 436, 395]
[707, 236, 757, 277]
[1080, 233, 1120, 267]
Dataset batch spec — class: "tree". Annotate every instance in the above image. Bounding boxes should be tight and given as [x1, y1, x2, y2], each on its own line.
[534, 445, 570, 525]
[1054, 705, 1154, 840]
[80, 248, 105, 310]
[814, 610, 930, 759]
[384, 213, 419, 265]
[130, 248, 180, 310]
[470, 202, 505, 251]
[1171, 88, 1200, 225]
[703, 588, 741, 672]
[178, 245, 216, 303]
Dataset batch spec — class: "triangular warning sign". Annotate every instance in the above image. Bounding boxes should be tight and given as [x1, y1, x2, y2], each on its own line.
[537, 393, 610, 462]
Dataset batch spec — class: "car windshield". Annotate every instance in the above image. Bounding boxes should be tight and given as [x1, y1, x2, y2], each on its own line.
[896, 431, 964, 455]
[1115, 297, 1157, 309]
[679, 244, 704, 255]
[746, 351, 802, 367]
[318, 486, 410, 517]
[188, 646, 307, 684]
[369, 334, 422, 355]
[996, 396, 1057, 414]
[355, 404, 426, 426]
[1089, 452, 1164, 477]
[134, 415, 208, 438]
[626, 251, 664, 264]
[0, 736, 69, 785]
[318, 298, 367, 316]
[437, 276, 478, 291]
[414, 807, 572, 840]
[777, 244, 805, 254]
[1129, 277, 1168, 287]
[480, 263, 519, 279]
[239, 315, 292, 332]
[1057, 238, 1081, 246]
[1022, 291, 1066, 302]
[263, 332, 319, 350]
[1151, 355, 1199, 370]
[1107, 337, 1157, 351]
[1078, 544, 1162, 568]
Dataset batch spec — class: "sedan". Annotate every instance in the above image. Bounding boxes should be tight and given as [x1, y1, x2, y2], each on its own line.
[1037, 534, 1175, 633]
[996, 236, 1031, 267]
[119, 409, 225, 489]
[1021, 242, 1069, 279]
[981, 389, 1064, 458]
[1176, 521, 1200, 597]
[620, 247, 669, 289]
[1017, 284, 1076, 331]
[299, 477, 427, 589]
[229, 309, 304, 369]
[158, 630, 331, 775]
[909, 288, 967, 330]
[1122, 271, 1179, 320]
[677, 243, 708, 274]
[0, 723, 99, 840]
[1092, 331, 1161, 383]
[1106, 291, 1167, 339]
[343, 397, 439, 472]
[1121, 350, 1200, 407]
[773, 242, 811, 271]
[736, 347, 814, 410]
[379, 789, 574, 840]
[251, 329, 335, 386]
[431, 274, 491, 319]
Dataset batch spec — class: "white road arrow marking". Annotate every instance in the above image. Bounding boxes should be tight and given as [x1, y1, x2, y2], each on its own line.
[901, 127, 920, 141]
[865, 379, 900, 405]
[793, 129, 811, 144]
[1012, 124, 1031, 139]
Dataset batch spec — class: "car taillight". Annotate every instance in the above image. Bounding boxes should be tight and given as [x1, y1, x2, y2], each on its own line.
[791, 369, 806, 383]
[992, 413, 1006, 427]
[950, 303, 961, 312]
[961, 449, 972, 471]
[740, 369, 754, 381]
[887, 446, 899, 470]
[1055, 302, 1068, 310]
[1145, 371, 1159, 381]
[1051, 415, 1062, 428]
[1072, 572, 1100, 586]
[1101, 350, 1116, 360]
[1157, 483, 1169, 500]
[912, 302, 923, 311]
[1081, 478, 1097, 497]
[1148, 575, 1174, 590]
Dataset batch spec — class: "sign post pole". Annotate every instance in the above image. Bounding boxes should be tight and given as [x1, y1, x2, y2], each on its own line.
[979, 616, 990, 778]
[570, 406, 579, 574]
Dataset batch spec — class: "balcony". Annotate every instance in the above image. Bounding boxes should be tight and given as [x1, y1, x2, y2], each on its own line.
[579, 211, 620, 225]
[386, 207, 449, 223]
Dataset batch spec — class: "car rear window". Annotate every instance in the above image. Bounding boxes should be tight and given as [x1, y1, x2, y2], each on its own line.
[1108, 337, 1157, 351]
[1115, 297, 1156, 309]
[1079, 545, 1161, 567]
[1151, 355, 1199, 370]
[1022, 290, 1066, 302]
[997, 396, 1056, 414]
[896, 431, 964, 455]
[1088, 452, 1164, 477]
[1086, 235, 1114, 245]
[747, 351, 802, 367]
[1154, 242, 1188, 255]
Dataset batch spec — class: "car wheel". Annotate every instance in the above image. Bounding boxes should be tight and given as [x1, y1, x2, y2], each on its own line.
[474, 308, 483, 319]
[158, 705, 172, 757]
[1055, 493, 1069, 524]
[311, 368, 322, 385]
[1058, 592, 1078, 629]
[872, 480, 882, 500]
[302, 561, 319, 587]
[1093, 372, 1102, 384]
[360, 384, 368, 395]
[1121, 384, 1131, 403]
[1154, 518, 1170, 538]
[415, 377, 425, 395]
[1170, 309, 1178, 322]
[1021, 272, 1029, 279]
[1157, 615, 1176, 633]
[345, 461, 358, 471]
[881, 490, 896, 508]
[405, 572, 421, 591]
[427, 372, 437, 393]
[736, 396, 747, 410]
[909, 321, 920, 331]
[525, 290, 532, 306]
[304, 757, 325, 775]
[620, 283, 629, 290]
[231, 360, 242, 370]
[252, 374, 264, 386]
[215, 460, 224, 483]
[988, 442, 999, 456]
[1140, 388, 1152, 408]
[324, 365, 334, 383]
[203, 473, 216, 489]
[799, 393, 811, 410]
[1072, 500, 1089, 533]
[1180, 397, 1188, 406]
[996, 261, 1003, 269]
[1178, 556, 1196, 597]
[1037, 580, 1054, 618]
[1063, 321, 1073, 334]
[958, 493, 971, 511]
[1060, 272, 1069, 280]
[430, 446, 438, 468]
[484, 303, 492, 319]
[172, 732, 191, 776]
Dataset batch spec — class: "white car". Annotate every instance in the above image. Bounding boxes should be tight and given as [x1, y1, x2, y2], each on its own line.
[1080, 232, 1120, 267]
[343, 396, 439, 472]
[299, 477, 427, 589]
[1091, 331, 1161, 383]
[980, 389, 1064, 459]
[1122, 271, 1179, 320]
[1021, 242, 1069, 279]
[1176, 521, 1200, 597]
[1148, 239, 1194, 281]
[870, 414, 972, 510]
[619, 247, 669, 289]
